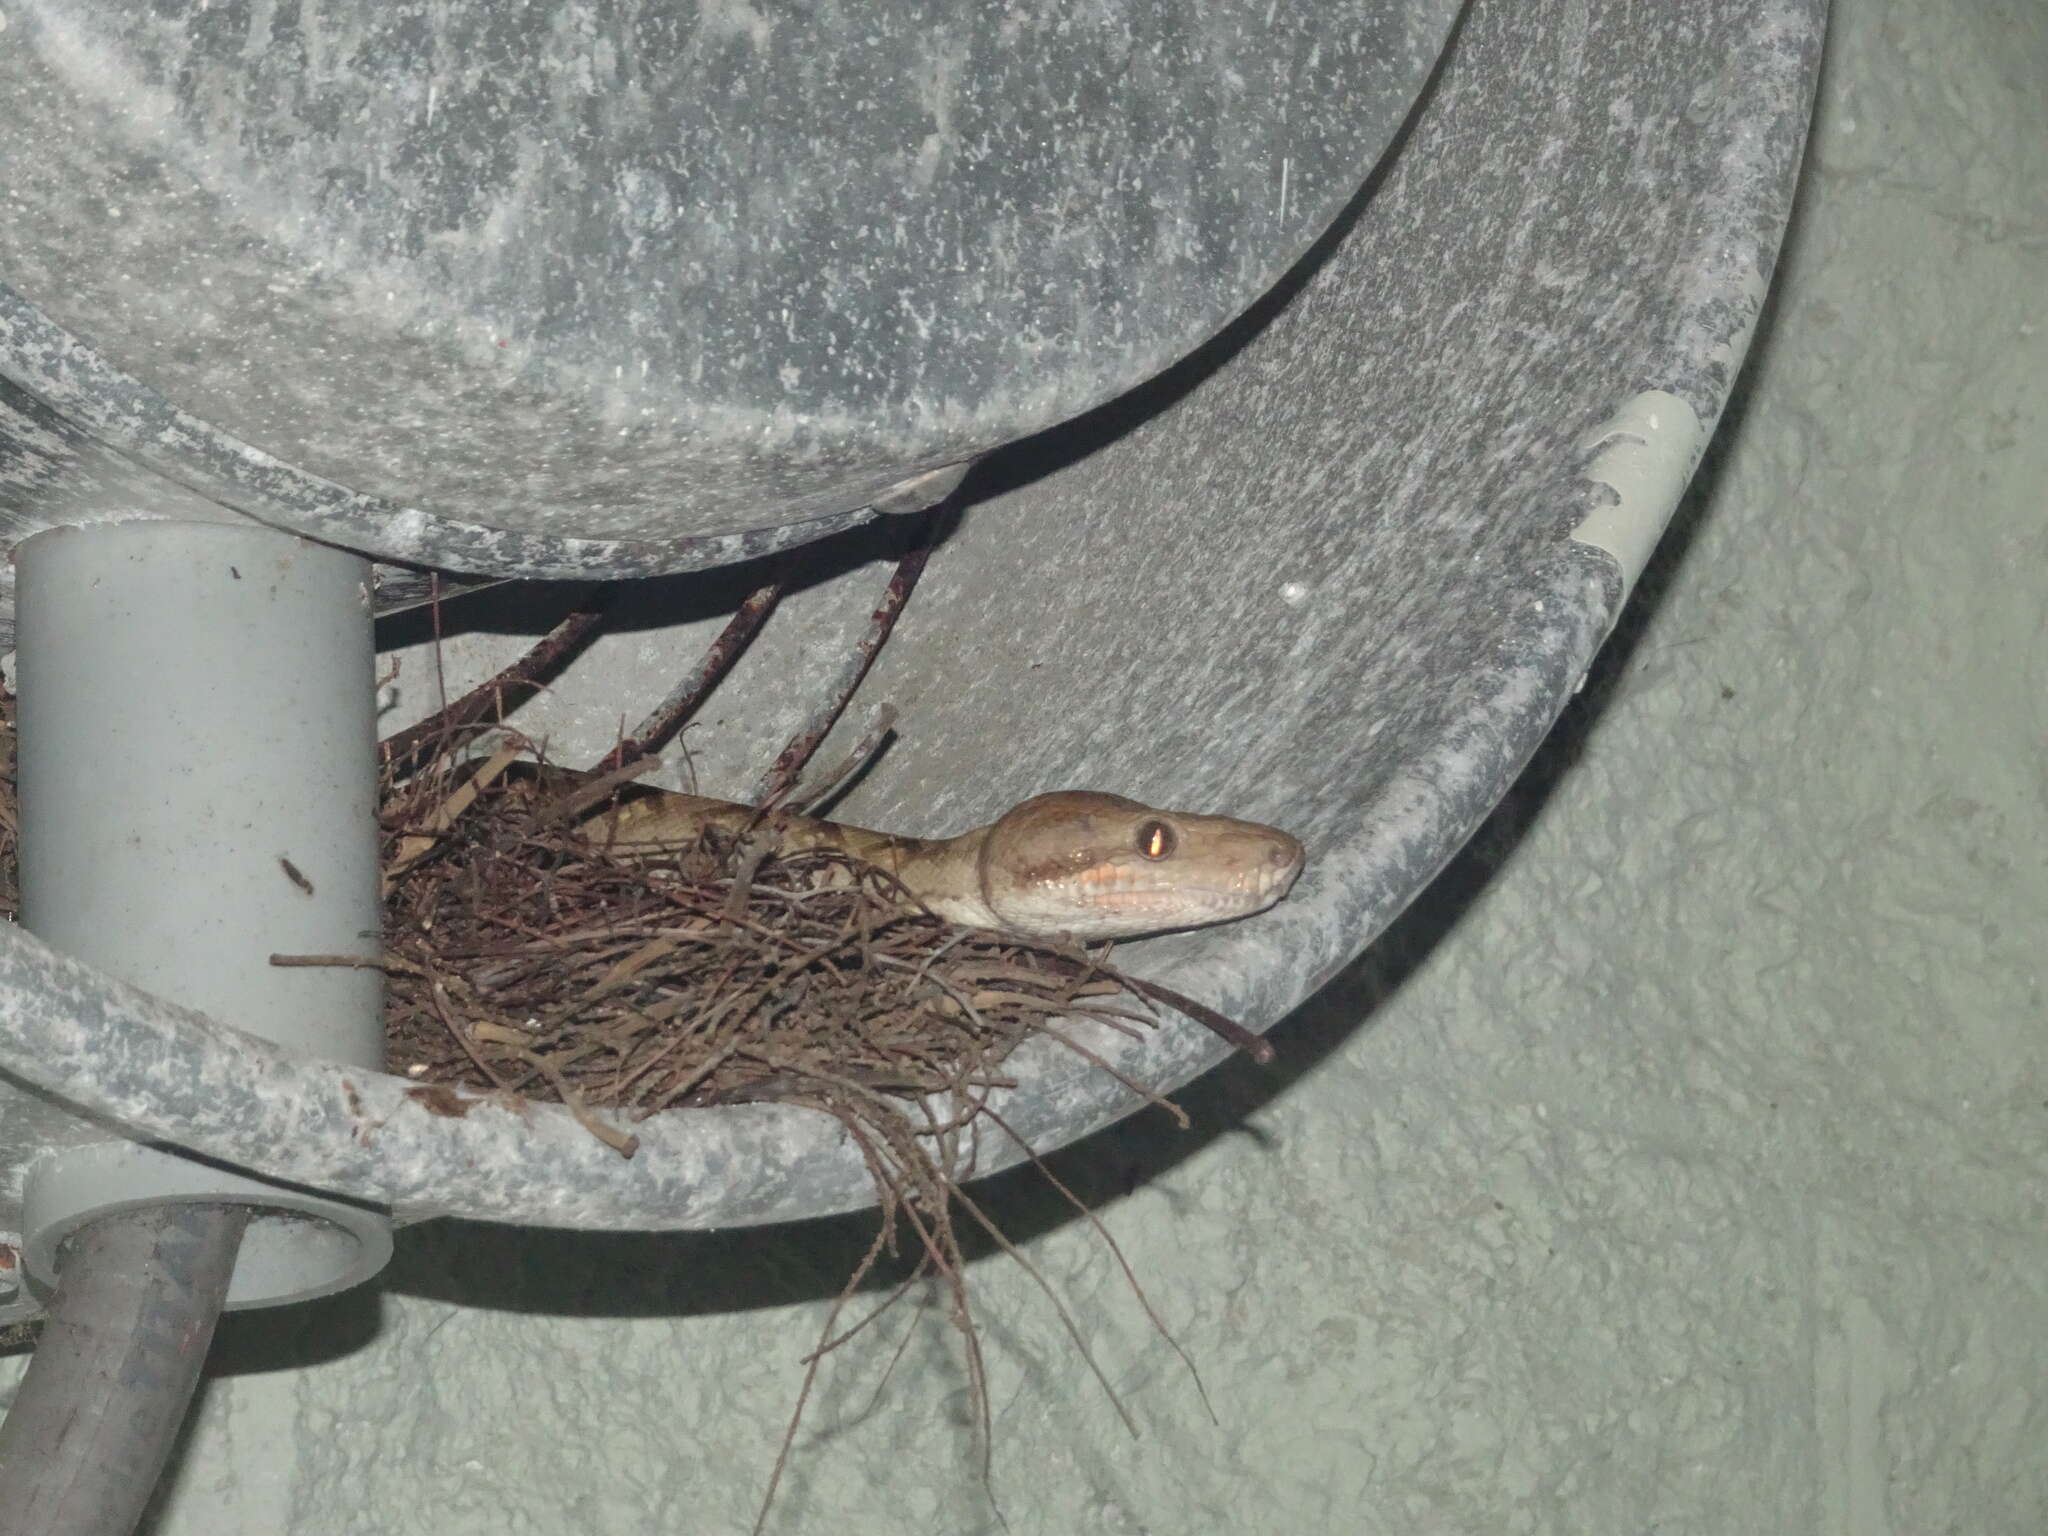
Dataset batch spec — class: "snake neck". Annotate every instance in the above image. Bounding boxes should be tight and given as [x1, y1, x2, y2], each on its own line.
[768, 818, 1001, 927]
[597, 791, 1002, 928]
[835, 822, 1000, 929]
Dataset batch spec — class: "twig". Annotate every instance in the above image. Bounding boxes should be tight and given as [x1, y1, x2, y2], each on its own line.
[380, 590, 612, 772]
[981, 1105, 1217, 1426]
[1026, 1019, 1192, 1130]
[753, 1185, 901, 1536]
[384, 742, 525, 889]
[1127, 977, 1276, 1065]
[269, 952, 426, 976]
[514, 1049, 639, 1157]
[948, 1180, 1138, 1439]
[427, 976, 517, 1093]
[605, 578, 784, 770]
[753, 528, 935, 806]
[528, 754, 664, 827]
[787, 703, 898, 816]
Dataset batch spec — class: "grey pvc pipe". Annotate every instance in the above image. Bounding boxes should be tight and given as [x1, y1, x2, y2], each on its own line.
[0, 1203, 250, 1536]
[12, 522, 390, 1309]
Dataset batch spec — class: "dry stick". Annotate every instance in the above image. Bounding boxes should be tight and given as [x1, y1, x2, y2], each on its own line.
[719, 837, 774, 926]
[528, 753, 664, 827]
[774, 1080, 999, 1490]
[853, 1117, 997, 1485]
[946, 1179, 1140, 1439]
[514, 1049, 639, 1157]
[1025, 1020, 1192, 1131]
[835, 1275, 930, 1414]
[753, 530, 934, 807]
[269, 952, 430, 982]
[605, 576, 785, 770]
[799, 1223, 960, 1364]
[427, 976, 517, 1093]
[1125, 977, 1277, 1066]
[752, 1123, 910, 1536]
[379, 591, 612, 773]
[883, 1175, 998, 1501]
[622, 1041, 736, 1116]
[632, 988, 787, 1110]
[980, 1105, 1218, 1427]
[964, 990, 1152, 1038]
[903, 915, 973, 995]
[786, 702, 898, 816]
[384, 742, 527, 890]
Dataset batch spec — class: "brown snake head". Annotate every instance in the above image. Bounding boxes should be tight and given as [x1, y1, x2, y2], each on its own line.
[975, 791, 1305, 941]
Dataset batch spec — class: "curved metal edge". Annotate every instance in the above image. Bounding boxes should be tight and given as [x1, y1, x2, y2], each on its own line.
[1649, 0, 1826, 436]
[18, 1141, 394, 1316]
[951, 0, 1831, 1197]
[912, 547, 1628, 1196]
[0, 0, 1461, 584]
[0, 0, 1824, 1233]
[0, 545, 1620, 1232]
[0, 284, 881, 582]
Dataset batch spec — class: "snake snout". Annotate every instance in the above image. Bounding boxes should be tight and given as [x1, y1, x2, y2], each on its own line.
[1260, 831, 1306, 893]
[1209, 827, 1304, 913]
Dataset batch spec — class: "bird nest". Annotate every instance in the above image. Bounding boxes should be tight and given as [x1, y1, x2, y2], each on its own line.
[0, 685, 1239, 1155]
[0, 546, 1266, 1519]
[363, 741, 1205, 1162]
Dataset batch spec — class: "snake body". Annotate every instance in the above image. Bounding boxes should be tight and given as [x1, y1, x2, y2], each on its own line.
[592, 787, 1304, 941]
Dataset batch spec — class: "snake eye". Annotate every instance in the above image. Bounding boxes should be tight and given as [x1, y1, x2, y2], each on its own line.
[1135, 819, 1176, 860]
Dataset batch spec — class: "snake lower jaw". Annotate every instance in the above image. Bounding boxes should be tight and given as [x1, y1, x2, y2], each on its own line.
[985, 862, 1304, 942]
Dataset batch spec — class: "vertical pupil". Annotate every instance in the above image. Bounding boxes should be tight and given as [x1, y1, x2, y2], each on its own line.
[1139, 821, 1174, 859]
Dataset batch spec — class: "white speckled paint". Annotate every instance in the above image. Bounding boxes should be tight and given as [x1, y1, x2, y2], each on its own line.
[0, 0, 1456, 565]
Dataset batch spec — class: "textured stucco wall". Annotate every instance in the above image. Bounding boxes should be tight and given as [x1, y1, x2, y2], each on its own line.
[5, 0, 2043, 1530]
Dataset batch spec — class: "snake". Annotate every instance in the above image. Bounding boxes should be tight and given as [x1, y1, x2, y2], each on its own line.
[588, 786, 1305, 941]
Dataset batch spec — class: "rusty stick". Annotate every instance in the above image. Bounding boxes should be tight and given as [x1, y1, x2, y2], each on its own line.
[1126, 976, 1277, 1065]
[787, 703, 898, 815]
[753, 534, 933, 807]
[380, 590, 613, 773]
[604, 577, 785, 770]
